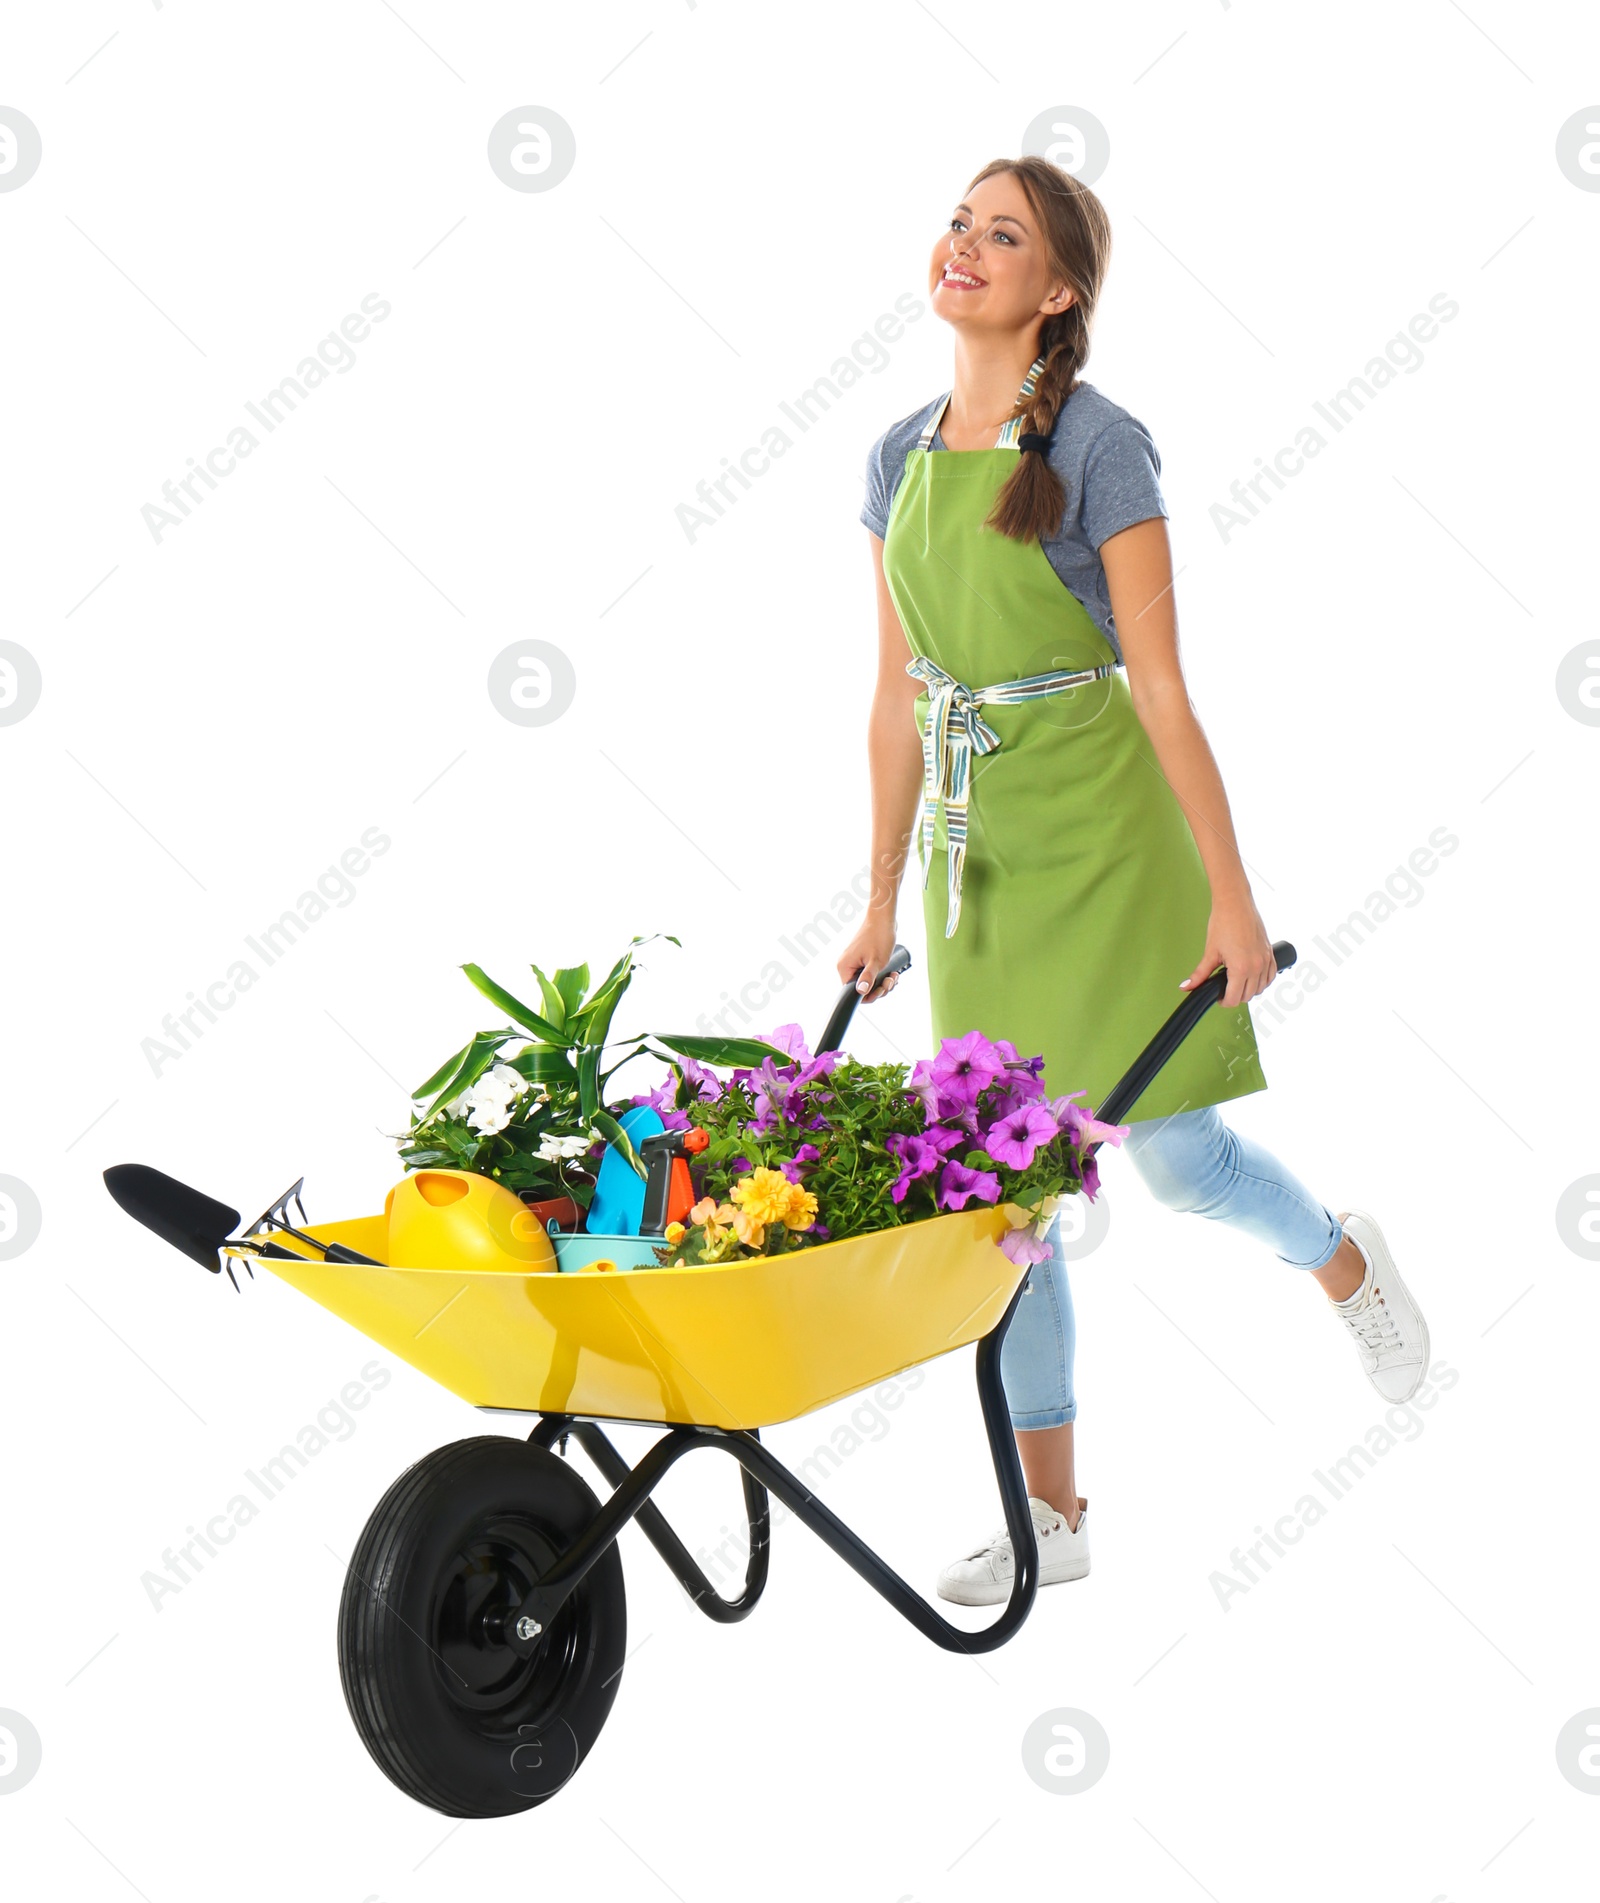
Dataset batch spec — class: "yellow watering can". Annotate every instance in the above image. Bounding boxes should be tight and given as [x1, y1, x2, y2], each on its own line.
[383, 1169, 556, 1274]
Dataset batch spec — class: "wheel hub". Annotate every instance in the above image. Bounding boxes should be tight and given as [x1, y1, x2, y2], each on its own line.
[433, 1518, 576, 1713]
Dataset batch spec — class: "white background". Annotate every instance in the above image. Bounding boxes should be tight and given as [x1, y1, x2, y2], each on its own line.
[3, 3, 1597, 1899]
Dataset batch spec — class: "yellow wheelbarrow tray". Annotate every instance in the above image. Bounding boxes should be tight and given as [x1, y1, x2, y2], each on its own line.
[102, 940, 1297, 1821]
[253, 1201, 1024, 1431]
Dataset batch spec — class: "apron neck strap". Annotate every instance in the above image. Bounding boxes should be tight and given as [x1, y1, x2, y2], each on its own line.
[916, 351, 1049, 452]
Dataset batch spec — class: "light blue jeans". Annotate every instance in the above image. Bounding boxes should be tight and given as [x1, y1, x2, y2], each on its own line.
[999, 1104, 1344, 1429]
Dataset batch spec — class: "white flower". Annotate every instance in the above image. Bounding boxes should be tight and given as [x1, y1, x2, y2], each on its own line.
[536, 1131, 593, 1163]
[460, 1092, 500, 1133]
[459, 1063, 529, 1136]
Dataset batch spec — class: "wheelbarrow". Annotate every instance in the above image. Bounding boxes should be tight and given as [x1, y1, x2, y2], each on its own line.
[103, 938, 1297, 1817]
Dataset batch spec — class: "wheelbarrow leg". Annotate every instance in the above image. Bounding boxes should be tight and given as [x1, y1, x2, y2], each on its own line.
[568, 1422, 770, 1623]
[521, 1416, 771, 1627]
[974, 1266, 1041, 1603]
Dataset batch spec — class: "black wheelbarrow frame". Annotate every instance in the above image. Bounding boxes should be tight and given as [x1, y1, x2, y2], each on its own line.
[478, 939, 1298, 1661]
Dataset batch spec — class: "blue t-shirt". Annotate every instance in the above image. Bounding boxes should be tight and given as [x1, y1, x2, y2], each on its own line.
[860, 379, 1168, 665]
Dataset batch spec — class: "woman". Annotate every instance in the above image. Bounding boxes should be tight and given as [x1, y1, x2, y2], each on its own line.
[838, 155, 1429, 1608]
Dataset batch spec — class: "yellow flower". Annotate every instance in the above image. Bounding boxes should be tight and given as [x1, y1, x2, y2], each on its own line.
[731, 1169, 801, 1229]
[781, 1183, 818, 1232]
[664, 1221, 686, 1244]
[726, 1168, 819, 1240]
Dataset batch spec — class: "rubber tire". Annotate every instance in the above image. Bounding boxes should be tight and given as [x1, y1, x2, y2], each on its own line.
[337, 1436, 626, 1817]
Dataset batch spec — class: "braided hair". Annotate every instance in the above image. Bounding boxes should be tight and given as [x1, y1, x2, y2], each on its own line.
[976, 156, 1113, 544]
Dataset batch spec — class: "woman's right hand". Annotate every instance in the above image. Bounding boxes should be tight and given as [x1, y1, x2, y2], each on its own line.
[836, 918, 901, 1003]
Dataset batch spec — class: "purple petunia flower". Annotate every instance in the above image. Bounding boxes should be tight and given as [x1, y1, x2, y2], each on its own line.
[983, 1069, 1048, 1119]
[1049, 1092, 1128, 1151]
[886, 1130, 955, 1203]
[761, 1023, 813, 1063]
[984, 1102, 1061, 1170]
[992, 1038, 1046, 1076]
[627, 1074, 702, 1132]
[908, 1058, 942, 1119]
[946, 1093, 987, 1138]
[779, 1142, 822, 1184]
[931, 1030, 1010, 1105]
[937, 1160, 1001, 1211]
[793, 1051, 840, 1090]
[999, 1225, 1055, 1267]
[746, 1049, 842, 1135]
[678, 1056, 725, 1103]
[745, 1057, 793, 1133]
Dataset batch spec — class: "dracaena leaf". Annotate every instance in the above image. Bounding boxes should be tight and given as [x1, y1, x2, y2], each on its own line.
[411, 1039, 472, 1104]
[577, 1045, 602, 1121]
[460, 964, 567, 1043]
[572, 933, 679, 1040]
[589, 1108, 647, 1181]
[552, 963, 590, 1015]
[652, 1033, 794, 1067]
[529, 963, 569, 1032]
[413, 1031, 506, 1113]
[505, 1044, 578, 1085]
[571, 958, 637, 1044]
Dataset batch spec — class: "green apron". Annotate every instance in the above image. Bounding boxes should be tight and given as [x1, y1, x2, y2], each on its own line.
[881, 365, 1267, 1125]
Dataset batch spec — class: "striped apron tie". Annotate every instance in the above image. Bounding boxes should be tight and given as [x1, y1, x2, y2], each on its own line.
[906, 655, 1121, 938]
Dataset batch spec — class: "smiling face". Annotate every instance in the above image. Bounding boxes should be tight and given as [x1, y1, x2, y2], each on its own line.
[928, 170, 1075, 335]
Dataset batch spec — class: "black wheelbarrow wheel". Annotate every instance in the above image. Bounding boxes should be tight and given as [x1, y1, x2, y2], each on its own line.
[336, 1435, 626, 1817]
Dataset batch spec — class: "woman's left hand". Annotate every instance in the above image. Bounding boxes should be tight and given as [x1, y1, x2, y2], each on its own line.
[1179, 894, 1277, 1007]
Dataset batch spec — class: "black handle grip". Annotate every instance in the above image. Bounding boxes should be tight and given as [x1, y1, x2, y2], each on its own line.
[324, 1242, 384, 1267]
[1089, 939, 1298, 1140]
[816, 942, 914, 1056]
[638, 1131, 686, 1236]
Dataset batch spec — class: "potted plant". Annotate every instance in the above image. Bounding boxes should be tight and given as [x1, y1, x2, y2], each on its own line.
[395, 935, 786, 1229]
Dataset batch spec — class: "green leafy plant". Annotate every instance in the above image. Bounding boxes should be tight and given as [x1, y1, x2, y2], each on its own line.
[395, 935, 787, 1207]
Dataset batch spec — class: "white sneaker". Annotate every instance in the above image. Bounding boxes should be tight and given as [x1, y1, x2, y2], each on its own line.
[936, 1495, 1089, 1606]
[1330, 1208, 1429, 1403]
